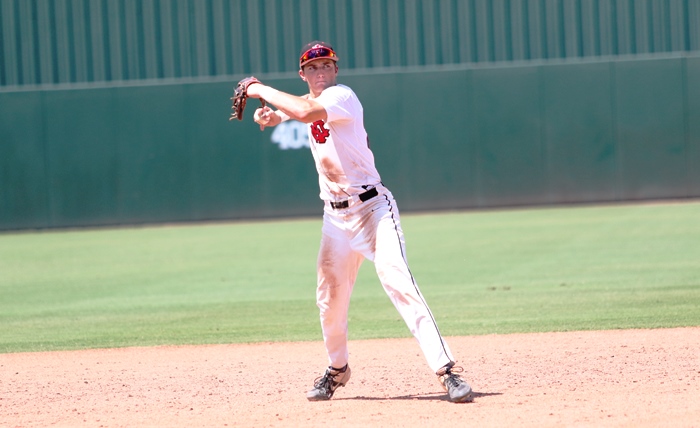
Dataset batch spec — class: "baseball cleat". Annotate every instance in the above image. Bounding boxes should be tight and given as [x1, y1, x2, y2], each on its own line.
[437, 364, 474, 403]
[306, 364, 351, 401]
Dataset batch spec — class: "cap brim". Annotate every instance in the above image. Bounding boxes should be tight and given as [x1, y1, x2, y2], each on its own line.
[300, 56, 338, 68]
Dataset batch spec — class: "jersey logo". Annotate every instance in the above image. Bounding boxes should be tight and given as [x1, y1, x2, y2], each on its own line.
[310, 120, 330, 144]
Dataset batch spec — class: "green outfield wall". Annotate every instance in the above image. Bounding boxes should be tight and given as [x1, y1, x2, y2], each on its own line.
[1, 54, 699, 230]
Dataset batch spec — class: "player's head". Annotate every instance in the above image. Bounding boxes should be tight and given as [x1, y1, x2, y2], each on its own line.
[299, 41, 339, 93]
[299, 41, 338, 70]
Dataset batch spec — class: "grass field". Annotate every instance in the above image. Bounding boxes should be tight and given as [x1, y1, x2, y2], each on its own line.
[1, 201, 699, 353]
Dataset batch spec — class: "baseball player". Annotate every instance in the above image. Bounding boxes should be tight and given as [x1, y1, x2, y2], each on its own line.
[243, 41, 473, 403]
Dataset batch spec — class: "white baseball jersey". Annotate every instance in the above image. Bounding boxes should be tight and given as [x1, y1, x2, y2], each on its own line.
[307, 84, 382, 201]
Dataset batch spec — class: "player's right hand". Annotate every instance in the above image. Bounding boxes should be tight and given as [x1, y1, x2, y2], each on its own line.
[254, 106, 274, 131]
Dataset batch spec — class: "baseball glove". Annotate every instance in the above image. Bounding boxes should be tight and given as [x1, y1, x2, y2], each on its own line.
[229, 76, 266, 121]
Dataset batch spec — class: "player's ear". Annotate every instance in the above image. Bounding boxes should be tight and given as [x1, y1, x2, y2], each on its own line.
[299, 69, 306, 81]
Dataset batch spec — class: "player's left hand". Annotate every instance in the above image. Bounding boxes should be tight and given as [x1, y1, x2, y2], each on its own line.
[229, 76, 265, 121]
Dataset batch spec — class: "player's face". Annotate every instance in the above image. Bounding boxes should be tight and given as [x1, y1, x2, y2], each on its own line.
[300, 59, 338, 93]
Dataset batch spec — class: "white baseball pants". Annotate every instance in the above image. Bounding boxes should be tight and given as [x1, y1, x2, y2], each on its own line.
[315, 184, 455, 374]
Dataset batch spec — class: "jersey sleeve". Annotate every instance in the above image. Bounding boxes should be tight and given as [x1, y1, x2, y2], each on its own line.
[315, 85, 354, 124]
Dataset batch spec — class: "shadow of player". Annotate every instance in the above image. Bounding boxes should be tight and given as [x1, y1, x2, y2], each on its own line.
[336, 391, 502, 402]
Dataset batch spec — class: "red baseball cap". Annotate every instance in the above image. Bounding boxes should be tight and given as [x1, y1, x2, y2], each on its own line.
[299, 41, 339, 68]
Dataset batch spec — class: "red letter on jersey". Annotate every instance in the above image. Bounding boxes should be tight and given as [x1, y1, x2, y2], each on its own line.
[310, 120, 330, 144]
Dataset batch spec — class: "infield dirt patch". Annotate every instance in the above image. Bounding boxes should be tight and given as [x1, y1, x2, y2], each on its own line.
[1, 327, 699, 427]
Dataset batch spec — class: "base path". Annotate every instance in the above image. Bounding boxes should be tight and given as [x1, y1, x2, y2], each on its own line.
[1, 327, 699, 427]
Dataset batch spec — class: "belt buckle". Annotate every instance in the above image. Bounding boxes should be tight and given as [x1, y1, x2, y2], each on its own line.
[330, 200, 349, 209]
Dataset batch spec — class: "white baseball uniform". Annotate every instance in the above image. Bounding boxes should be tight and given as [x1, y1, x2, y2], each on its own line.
[308, 84, 455, 373]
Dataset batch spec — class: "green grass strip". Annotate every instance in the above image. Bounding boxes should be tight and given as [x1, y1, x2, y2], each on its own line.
[1, 202, 699, 353]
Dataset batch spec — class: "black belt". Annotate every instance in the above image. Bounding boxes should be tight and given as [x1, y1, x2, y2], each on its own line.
[330, 187, 378, 209]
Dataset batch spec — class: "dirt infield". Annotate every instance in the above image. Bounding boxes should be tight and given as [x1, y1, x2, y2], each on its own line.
[1, 327, 699, 427]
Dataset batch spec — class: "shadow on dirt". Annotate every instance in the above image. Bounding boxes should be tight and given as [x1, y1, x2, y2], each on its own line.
[337, 391, 502, 401]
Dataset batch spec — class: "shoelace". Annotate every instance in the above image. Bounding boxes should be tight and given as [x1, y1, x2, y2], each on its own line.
[313, 373, 333, 391]
[443, 372, 463, 389]
[442, 366, 465, 389]
[314, 367, 344, 391]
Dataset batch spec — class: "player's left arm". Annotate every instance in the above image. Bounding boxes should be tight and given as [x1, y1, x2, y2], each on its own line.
[246, 84, 327, 124]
